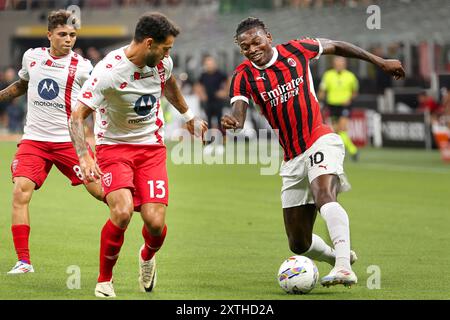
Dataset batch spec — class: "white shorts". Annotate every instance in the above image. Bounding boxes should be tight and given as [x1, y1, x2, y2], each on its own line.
[280, 133, 351, 208]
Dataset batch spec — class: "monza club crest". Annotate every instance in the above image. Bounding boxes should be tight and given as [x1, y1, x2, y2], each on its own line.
[103, 172, 112, 187]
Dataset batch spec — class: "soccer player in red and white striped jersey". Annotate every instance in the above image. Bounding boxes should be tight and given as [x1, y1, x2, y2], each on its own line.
[0, 10, 103, 275]
[223, 17, 405, 287]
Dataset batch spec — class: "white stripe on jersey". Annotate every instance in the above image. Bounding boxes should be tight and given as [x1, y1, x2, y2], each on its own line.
[19, 48, 93, 142]
[78, 47, 173, 145]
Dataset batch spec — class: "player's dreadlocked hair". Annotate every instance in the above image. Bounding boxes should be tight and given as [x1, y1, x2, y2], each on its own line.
[234, 17, 268, 41]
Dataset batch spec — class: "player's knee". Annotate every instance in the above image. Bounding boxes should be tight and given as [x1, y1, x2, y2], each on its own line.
[314, 189, 336, 210]
[12, 183, 33, 207]
[143, 206, 166, 234]
[146, 220, 165, 235]
[110, 206, 133, 226]
[288, 238, 312, 255]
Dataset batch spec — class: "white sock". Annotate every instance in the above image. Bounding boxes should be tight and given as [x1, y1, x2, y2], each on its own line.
[320, 202, 351, 270]
[304, 234, 335, 266]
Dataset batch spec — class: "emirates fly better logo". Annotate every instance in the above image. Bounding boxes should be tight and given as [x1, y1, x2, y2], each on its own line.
[38, 79, 59, 100]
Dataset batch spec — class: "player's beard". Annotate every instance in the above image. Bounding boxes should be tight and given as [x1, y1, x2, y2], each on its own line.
[145, 52, 160, 67]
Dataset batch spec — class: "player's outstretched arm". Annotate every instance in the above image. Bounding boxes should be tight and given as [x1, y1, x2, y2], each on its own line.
[69, 102, 102, 183]
[318, 38, 405, 80]
[0, 78, 28, 103]
[221, 100, 248, 131]
[164, 75, 208, 138]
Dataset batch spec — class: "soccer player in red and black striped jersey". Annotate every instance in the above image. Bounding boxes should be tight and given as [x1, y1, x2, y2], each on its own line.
[222, 17, 405, 287]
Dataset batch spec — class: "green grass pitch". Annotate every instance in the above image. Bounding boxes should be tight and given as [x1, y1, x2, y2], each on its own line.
[0, 141, 449, 300]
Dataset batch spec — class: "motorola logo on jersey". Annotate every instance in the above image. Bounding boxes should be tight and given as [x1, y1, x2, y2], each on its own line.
[134, 94, 156, 116]
[38, 79, 59, 100]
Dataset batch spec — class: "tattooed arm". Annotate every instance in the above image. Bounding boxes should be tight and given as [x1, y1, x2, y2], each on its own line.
[69, 102, 102, 183]
[0, 79, 28, 103]
[318, 38, 405, 80]
[221, 100, 248, 130]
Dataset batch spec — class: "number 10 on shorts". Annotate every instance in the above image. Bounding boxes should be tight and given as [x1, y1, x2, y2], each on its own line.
[148, 180, 166, 199]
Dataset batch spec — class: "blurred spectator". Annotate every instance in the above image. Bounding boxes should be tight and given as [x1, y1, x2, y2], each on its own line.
[417, 91, 442, 116]
[372, 46, 393, 94]
[85, 0, 112, 8]
[287, 0, 375, 8]
[193, 55, 228, 155]
[7, 96, 25, 133]
[73, 47, 85, 57]
[319, 57, 360, 161]
[64, 0, 84, 7]
[119, 0, 139, 5]
[194, 55, 228, 129]
[86, 47, 103, 66]
[441, 88, 450, 128]
[0, 69, 9, 130]
[3, 67, 25, 133]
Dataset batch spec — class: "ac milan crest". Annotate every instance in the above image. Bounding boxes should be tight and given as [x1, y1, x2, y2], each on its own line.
[287, 58, 297, 67]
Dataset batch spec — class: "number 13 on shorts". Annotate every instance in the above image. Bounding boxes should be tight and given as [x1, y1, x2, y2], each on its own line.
[148, 180, 166, 199]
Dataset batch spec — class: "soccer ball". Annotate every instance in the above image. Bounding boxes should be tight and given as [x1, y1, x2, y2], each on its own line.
[277, 255, 319, 294]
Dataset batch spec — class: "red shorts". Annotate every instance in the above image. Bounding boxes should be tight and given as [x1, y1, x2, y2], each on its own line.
[96, 144, 169, 211]
[11, 139, 92, 190]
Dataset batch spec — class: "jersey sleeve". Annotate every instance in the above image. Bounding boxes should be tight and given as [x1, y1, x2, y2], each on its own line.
[162, 56, 173, 80]
[77, 61, 112, 110]
[18, 49, 32, 81]
[229, 69, 251, 105]
[77, 59, 94, 87]
[291, 38, 323, 61]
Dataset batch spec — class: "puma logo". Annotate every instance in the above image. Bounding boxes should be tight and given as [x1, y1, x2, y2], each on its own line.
[318, 164, 328, 170]
[256, 73, 266, 81]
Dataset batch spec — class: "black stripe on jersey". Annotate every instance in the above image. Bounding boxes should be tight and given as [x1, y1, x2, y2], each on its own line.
[278, 48, 306, 152]
[243, 67, 266, 113]
[248, 67, 288, 151]
[229, 71, 249, 100]
[239, 73, 247, 97]
[299, 42, 319, 54]
[229, 73, 237, 98]
[270, 64, 296, 157]
[285, 43, 313, 135]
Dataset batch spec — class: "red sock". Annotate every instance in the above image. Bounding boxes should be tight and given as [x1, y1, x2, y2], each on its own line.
[98, 219, 126, 283]
[11, 224, 31, 264]
[141, 224, 167, 261]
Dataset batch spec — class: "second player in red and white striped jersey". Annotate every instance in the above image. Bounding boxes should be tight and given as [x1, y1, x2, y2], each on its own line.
[19, 47, 93, 142]
[78, 46, 172, 145]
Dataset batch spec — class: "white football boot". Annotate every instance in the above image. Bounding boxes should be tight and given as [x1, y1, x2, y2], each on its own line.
[321, 267, 358, 287]
[7, 261, 34, 275]
[95, 279, 116, 298]
[138, 244, 157, 292]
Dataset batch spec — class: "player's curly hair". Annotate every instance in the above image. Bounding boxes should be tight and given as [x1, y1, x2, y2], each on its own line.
[48, 9, 79, 31]
[234, 17, 268, 41]
[134, 12, 180, 43]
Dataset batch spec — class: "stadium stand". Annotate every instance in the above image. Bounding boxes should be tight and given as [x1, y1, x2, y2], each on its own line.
[0, 0, 449, 150]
